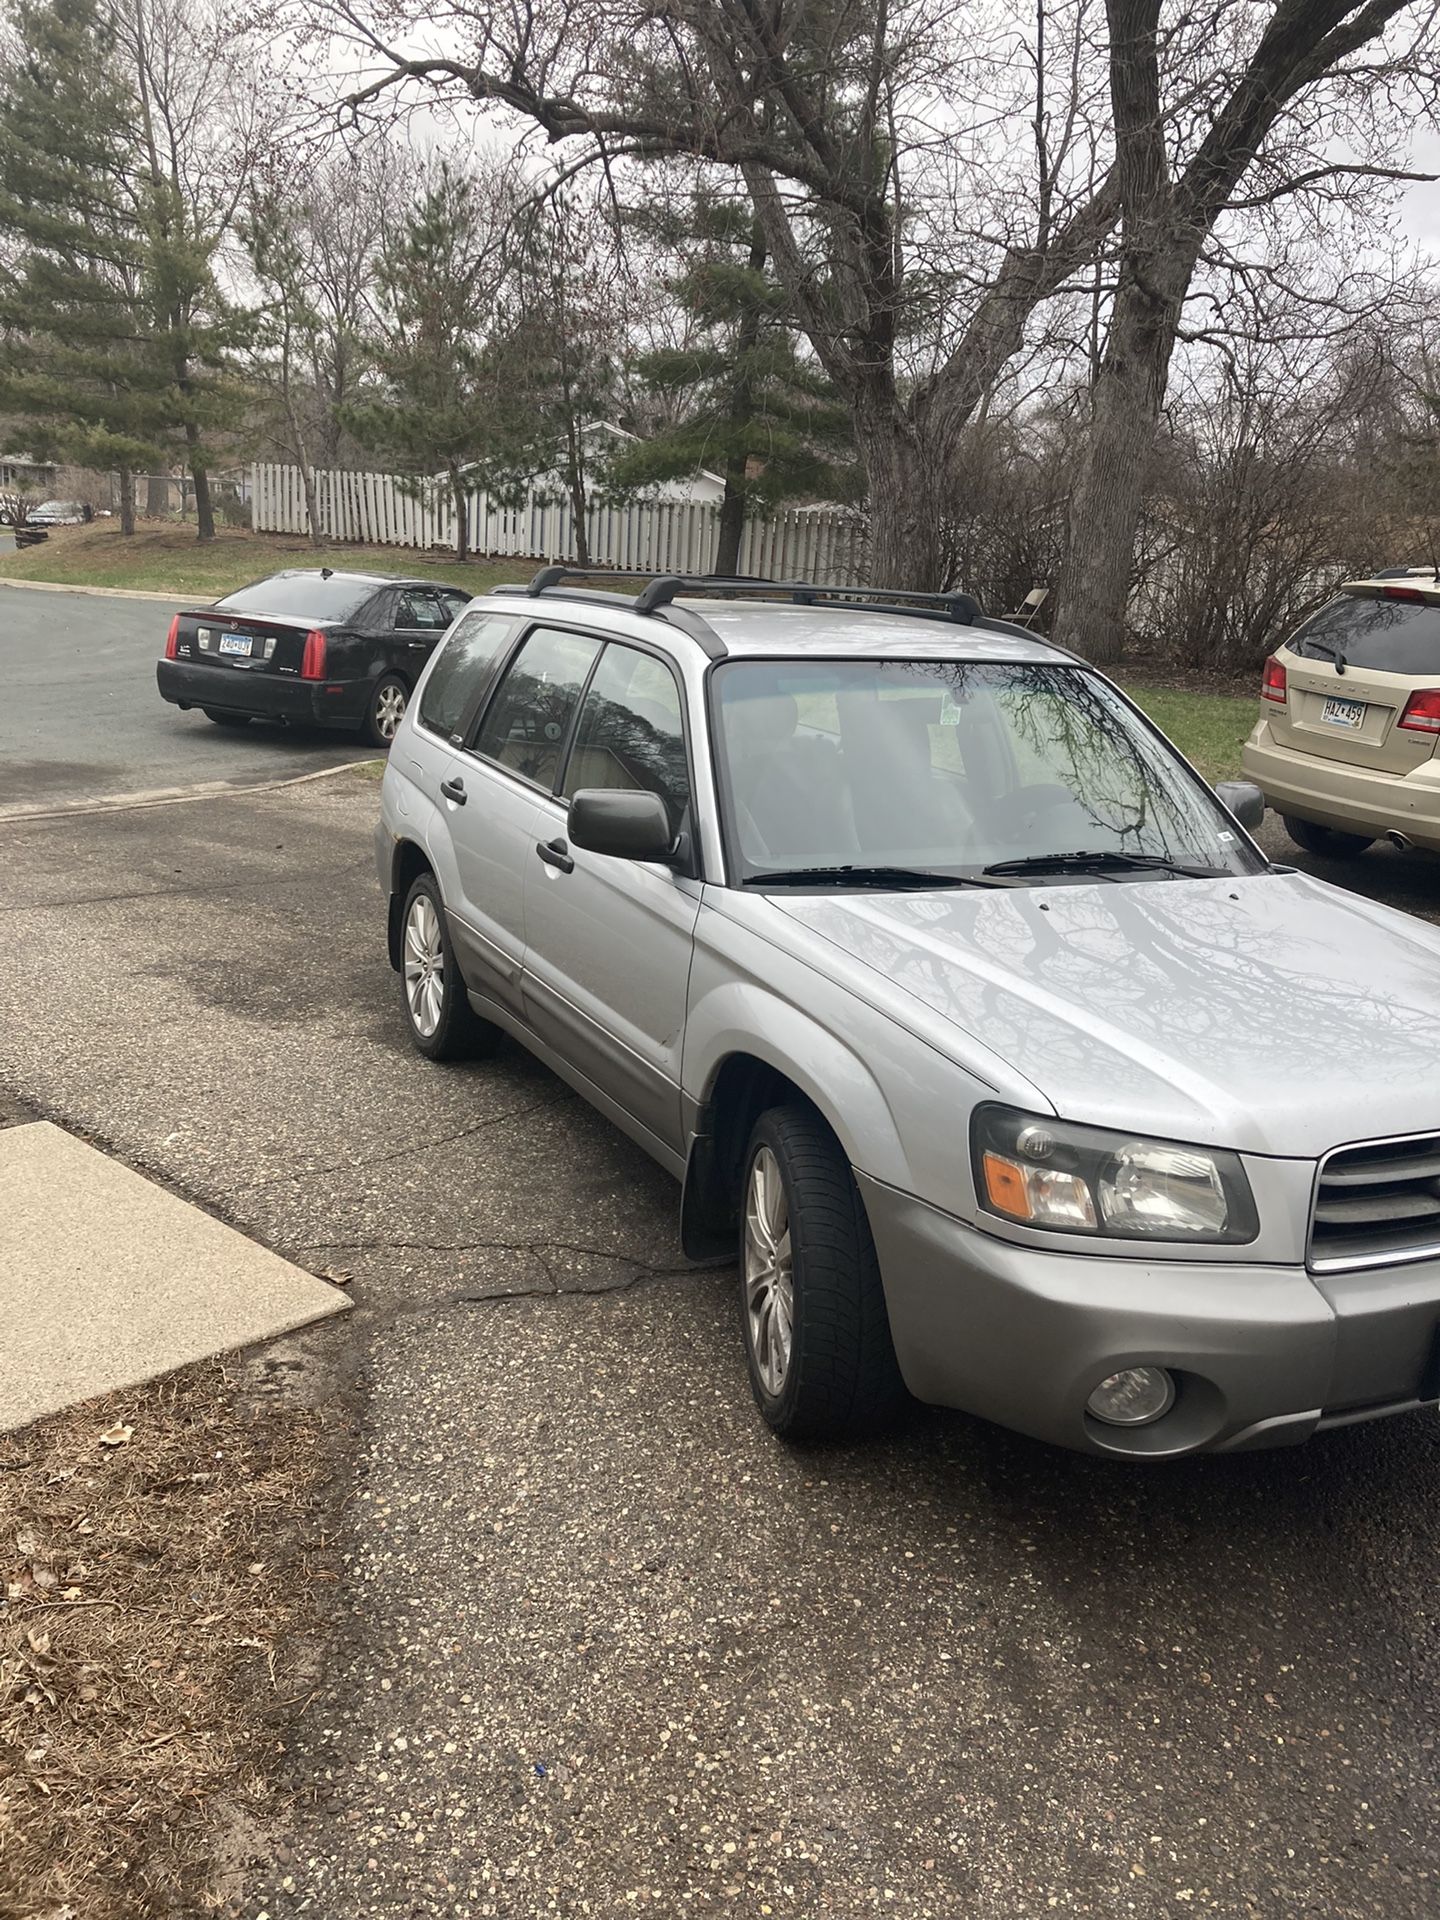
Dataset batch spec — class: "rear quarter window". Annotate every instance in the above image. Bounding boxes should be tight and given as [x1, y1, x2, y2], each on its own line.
[417, 613, 520, 740]
[1291, 593, 1440, 674]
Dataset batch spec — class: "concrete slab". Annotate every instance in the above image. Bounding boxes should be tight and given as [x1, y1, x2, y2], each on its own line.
[0, 1121, 348, 1432]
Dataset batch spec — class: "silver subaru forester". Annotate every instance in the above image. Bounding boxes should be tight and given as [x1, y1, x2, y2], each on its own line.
[376, 570, 1440, 1459]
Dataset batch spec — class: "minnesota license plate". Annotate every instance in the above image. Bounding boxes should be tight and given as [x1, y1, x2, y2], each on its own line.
[218, 632, 253, 657]
[1321, 696, 1365, 730]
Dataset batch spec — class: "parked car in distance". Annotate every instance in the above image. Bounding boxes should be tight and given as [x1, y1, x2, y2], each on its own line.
[28, 499, 90, 526]
[1242, 570, 1440, 857]
[378, 568, 1440, 1460]
[157, 569, 475, 747]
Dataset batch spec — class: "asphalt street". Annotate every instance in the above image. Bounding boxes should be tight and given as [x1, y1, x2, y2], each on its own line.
[0, 583, 366, 817]
[3, 587, 1440, 1916]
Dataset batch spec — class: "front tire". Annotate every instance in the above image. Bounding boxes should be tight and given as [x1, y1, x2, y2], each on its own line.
[1282, 815, 1375, 858]
[364, 673, 409, 749]
[739, 1104, 907, 1442]
[399, 872, 499, 1062]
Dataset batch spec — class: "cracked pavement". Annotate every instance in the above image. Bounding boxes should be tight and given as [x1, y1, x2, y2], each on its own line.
[4, 744, 1440, 1915]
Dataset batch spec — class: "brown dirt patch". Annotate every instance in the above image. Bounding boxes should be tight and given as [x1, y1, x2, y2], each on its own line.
[0, 1355, 349, 1919]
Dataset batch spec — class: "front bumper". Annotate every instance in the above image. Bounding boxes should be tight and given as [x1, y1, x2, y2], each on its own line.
[1242, 720, 1440, 850]
[156, 659, 365, 729]
[858, 1173, 1440, 1457]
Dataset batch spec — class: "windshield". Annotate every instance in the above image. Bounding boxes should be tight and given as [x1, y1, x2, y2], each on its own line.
[711, 659, 1261, 885]
[1289, 591, 1440, 674]
[215, 573, 381, 621]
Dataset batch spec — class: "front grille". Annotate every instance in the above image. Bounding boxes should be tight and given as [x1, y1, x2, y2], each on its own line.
[1310, 1134, 1440, 1271]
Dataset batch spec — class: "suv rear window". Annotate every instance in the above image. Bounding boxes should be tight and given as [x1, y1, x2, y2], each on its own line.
[1290, 592, 1440, 674]
[215, 574, 380, 620]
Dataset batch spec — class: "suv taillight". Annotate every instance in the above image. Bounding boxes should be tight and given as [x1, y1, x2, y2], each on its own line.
[1398, 689, 1440, 734]
[163, 615, 180, 660]
[1261, 655, 1287, 704]
[300, 628, 327, 679]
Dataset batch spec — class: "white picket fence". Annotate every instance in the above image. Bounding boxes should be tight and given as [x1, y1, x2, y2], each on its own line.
[251, 462, 866, 584]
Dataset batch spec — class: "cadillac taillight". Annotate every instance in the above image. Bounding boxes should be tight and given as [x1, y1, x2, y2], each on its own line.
[163, 615, 180, 660]
[300, 628, 327, 679]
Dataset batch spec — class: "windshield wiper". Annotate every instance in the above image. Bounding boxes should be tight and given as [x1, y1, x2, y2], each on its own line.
[1305, 638, 1347, 675]
[742, 864, 1004, 890]
[981, 850, 1230, 880]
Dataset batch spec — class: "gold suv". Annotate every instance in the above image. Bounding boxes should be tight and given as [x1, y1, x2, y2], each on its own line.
[1242, 571, 1440, 857]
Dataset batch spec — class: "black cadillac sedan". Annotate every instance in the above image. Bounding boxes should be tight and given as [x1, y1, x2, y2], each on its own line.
[156, 569, 474, 748]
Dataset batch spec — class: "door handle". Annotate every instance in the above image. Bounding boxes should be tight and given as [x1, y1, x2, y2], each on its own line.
[536, 837, 574, 874]
[439, 775, 467, 805]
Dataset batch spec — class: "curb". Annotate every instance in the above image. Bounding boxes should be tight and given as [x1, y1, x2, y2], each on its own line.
[0, 757, 382, 827]
[0, 577, 198, 603]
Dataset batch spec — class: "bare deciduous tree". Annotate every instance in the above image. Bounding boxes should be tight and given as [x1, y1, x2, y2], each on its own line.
[1057, 0, 1440, 660]
[315, 0, 1119, 587]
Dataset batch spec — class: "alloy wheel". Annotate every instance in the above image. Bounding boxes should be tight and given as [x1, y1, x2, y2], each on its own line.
[743, 1145, 794, 1396]
[375, 682, 407, 741]
[403, 892, 445, 1038]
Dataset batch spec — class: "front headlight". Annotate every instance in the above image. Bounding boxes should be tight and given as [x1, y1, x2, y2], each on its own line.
[972, 1106, 1258, 1245]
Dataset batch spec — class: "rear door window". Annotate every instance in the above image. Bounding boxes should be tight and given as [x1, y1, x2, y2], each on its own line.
[472, 626, 603, 791]
[1290, 593, 1440, 674]
[393, 588, 453, 631]
[417, 613, 520, 741]
[561, 643, 692, 833]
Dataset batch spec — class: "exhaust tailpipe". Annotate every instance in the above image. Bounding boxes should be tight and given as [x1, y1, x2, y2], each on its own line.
[1387, 829, 1413, 852]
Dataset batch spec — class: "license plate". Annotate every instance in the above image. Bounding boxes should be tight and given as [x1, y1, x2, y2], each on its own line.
[1321, 696, 1365, 730]
[217, 632, 253, 656]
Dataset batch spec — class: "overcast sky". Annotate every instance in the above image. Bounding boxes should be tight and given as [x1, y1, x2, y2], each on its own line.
[1400, 129, 1440, 249]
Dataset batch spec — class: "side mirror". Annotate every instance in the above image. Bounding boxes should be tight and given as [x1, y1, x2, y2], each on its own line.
[1214, 779, 1265, 831]
[567, 788, 675, 862]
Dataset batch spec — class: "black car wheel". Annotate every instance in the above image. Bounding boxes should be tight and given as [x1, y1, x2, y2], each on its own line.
[399, 872, 499, 1062]
[1282, 816, 1375, 859]
[204, 709, 250, 728]
[365, 674, 409, 749]
[739, 1103, 908, 1442]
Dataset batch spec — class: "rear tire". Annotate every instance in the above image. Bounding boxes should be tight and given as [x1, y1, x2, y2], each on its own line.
[364, 673, 409, 750]
[399, 872, 500, 1062]
[1282, 815, 1375, 858]
[204, 709, 250, 728]
[739, 1104, 908, 1443]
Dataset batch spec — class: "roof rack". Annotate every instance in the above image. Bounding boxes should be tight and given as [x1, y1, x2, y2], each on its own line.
[508, 566, 728, 657]
[501, 566, 1034, 655]
[633, 575, 987, 628]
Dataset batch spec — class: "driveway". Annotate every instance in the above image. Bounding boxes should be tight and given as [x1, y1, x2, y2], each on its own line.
[0, 583, 366, 817]
[2, 767, 1439, 1918]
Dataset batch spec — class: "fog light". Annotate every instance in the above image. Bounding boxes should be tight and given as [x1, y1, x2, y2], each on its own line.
[1087, 1367, 1175, 1427]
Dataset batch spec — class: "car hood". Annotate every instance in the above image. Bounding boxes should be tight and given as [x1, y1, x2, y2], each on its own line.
[767, 872, 1440, 1156]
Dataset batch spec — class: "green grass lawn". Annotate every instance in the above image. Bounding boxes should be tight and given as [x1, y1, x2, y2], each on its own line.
[0, 520, 524, 598]
[1122, 683, 1257, 781]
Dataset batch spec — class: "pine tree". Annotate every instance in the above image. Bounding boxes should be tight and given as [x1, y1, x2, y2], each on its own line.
[0, 0, 164, 532]
[342, 165, 540, 561]
[127, 0, 254, 543]
[614, 195, 857, 573]
[0, 0, 250, 540]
